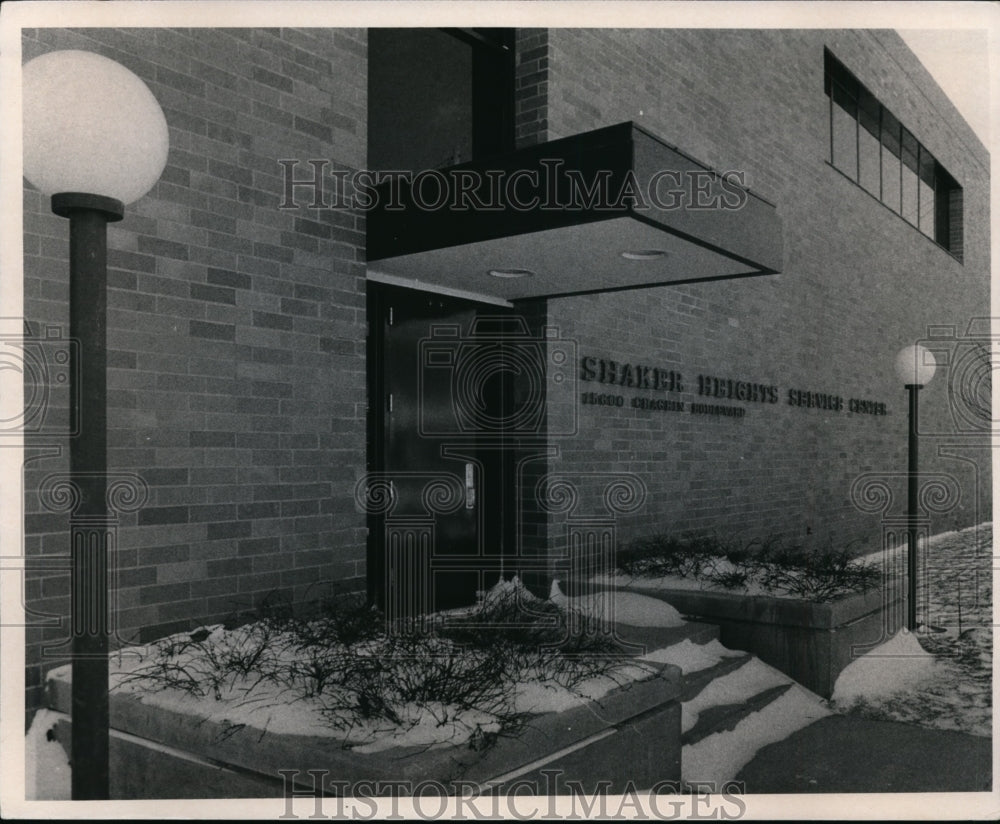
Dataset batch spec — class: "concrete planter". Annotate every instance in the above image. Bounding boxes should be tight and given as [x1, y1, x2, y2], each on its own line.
[590, 580, 904, 699]
[44, 649, 683, 799]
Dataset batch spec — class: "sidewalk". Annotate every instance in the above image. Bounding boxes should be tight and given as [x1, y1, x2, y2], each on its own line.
[735, 714, 992, 793]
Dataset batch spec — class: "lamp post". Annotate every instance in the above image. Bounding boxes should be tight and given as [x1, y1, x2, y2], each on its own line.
[894, 343, 936, 632]
[23, 50, 168, 800]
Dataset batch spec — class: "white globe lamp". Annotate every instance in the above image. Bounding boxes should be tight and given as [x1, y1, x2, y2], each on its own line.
[23, 50, 169, 206]
[22, 49, 168, 801]
[895, 343, 937, 387]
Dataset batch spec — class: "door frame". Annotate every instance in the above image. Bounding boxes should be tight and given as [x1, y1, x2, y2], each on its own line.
[365, 280, 520, 612]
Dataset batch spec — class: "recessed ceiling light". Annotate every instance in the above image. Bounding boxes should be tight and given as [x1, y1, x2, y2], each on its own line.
[621, 249, 668, 261]
[488, 268, 534, 278]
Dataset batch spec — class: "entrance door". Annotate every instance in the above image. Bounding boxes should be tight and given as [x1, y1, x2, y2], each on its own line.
[367, 284, 511, 615]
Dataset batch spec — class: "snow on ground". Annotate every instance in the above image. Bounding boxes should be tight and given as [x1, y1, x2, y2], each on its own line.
[831, 626, 992, 738]
[607, 522, 992, 740]
[350, 704, 504, 754]
[832, 523, 992, 737]
[678, 522, 992, 784]
[832, 630, 936, 706]
[639, 638, 743, 674]
[856, 520, 993, 565]
[680, 658, 790, 734]
[25, 709, 71, 801]
[549, 580, 686, 627]
[682, 685, 831, 786]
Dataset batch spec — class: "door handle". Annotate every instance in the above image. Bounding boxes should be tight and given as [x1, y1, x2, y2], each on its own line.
[464, 462, 476, 509]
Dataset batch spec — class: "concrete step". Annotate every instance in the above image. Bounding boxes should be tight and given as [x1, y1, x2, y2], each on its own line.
[676, 649, 832, 788]
[683, 683, 793, 746]
[613, 618, 720, 655]
[676, 649, 798, 747]
[676, 652, 753, 703]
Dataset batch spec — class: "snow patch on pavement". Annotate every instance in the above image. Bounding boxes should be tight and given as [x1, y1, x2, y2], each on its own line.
[831, 629, 936, 706]
[830, 626, 991, 737]
[681, 657, 791, 734]
[855, 520, 991, 565]
[682, 686, 830, 786]
[639, 638, 743, 674]
[829, 523, 992, 737]
[25, 709, 71, 800]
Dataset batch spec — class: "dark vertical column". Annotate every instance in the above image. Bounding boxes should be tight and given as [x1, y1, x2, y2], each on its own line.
[471, 28, 516, 158]
[365, 282, 387, 609]
[52, 192, 123, 801]
[906, 383, 920, 631]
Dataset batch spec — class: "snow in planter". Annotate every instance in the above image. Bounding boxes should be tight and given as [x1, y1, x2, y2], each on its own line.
[598, 533, 883, 602]
[549, 579, 686, 627]
[45, 577, 666, 756]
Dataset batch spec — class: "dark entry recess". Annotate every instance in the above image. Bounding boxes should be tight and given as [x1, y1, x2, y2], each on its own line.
[367, 28, 515, 172]
[366, 283, 528, 616]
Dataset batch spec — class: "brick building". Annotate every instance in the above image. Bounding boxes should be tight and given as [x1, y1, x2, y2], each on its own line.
[21, 27, 990, 710]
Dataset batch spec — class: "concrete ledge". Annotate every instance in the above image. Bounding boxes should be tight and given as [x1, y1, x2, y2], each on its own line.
[585, 580, 904, 698]
[46, 652, 684, 798]
[47, 711, 284, 798]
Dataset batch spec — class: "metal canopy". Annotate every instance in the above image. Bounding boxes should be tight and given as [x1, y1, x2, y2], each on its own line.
[367, 122, 784, 302]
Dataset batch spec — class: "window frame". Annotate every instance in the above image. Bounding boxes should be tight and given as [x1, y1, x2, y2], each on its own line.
[824, 49, 963, 262]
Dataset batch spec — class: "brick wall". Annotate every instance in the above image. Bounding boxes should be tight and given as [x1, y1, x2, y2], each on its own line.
[20, 26, 991, 710]
[22, 27, 369, 710]
[534, 29, 990, 559]
[514, 29, 549, 148]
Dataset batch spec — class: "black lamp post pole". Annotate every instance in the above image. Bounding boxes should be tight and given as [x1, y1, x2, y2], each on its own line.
[52, 192, 124, 801]
[905, 382, 921, 632]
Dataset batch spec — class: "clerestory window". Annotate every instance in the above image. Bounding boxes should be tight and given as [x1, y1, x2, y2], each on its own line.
[825, 49, 963, 261]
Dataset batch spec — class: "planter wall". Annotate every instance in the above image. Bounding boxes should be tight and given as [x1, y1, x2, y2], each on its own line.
[45, 655, 683, 799]
[603, 582, 904, 699]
